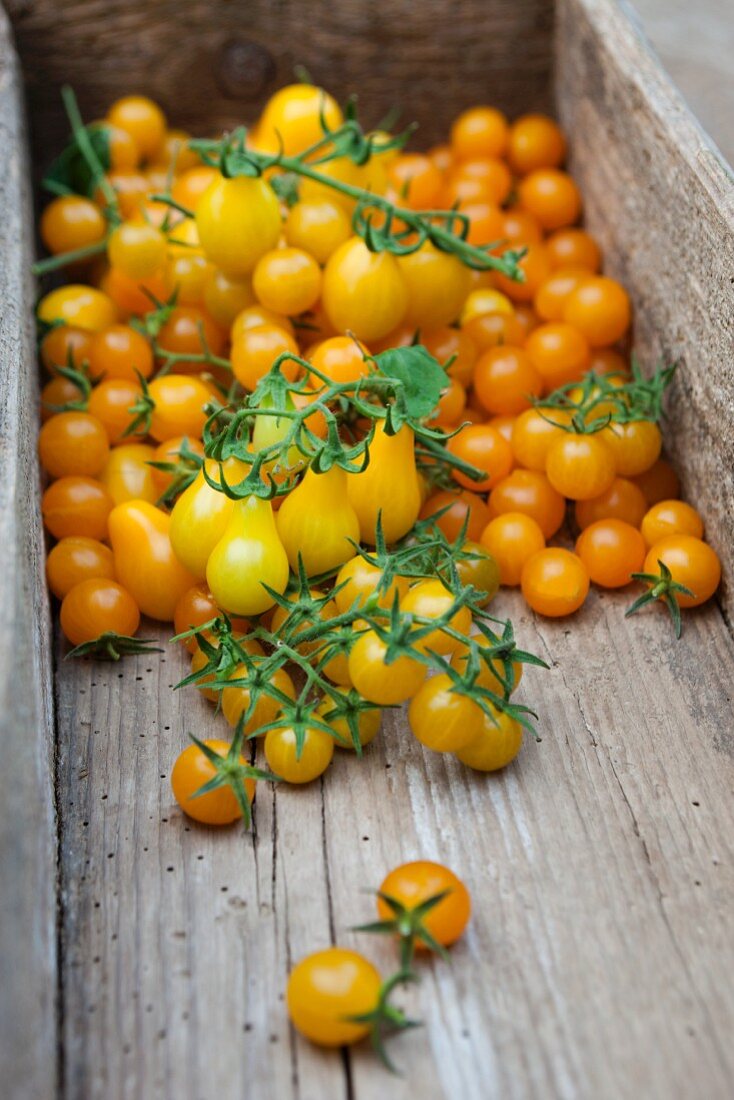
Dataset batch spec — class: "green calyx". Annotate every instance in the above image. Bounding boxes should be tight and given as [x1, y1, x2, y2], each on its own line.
[188, 717, 278, 829]
[534, 360, 677, 433]
[354, 889, 452, 970]
[345, 969, 421, 1073]
[625, 559, 695, 638]
[65, 632, 163, 661]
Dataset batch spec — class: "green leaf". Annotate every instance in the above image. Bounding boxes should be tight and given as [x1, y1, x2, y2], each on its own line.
[42, 123, 111, 199]
[373, 345, 447, 420]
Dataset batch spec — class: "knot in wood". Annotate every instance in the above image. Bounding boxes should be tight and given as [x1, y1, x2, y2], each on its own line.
[216, 38, 276, 100]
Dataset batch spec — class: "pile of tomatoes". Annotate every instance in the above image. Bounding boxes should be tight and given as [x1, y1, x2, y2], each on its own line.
[34, 79, 722, 1063]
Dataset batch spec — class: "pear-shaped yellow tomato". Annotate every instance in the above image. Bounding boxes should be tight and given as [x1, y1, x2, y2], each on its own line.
[108, 500, 197, 621]
[195, 175, 282, 276]
[206, 495, 289, 616]
[347, 424, 422, 545]
[276, 466, 360, 575]
[255, 83, 343, 157]
[397, 242, 472, 328]
[169, 458, 247, 578]
[100, 443, 157, 505]
[322, 237, 408, 342]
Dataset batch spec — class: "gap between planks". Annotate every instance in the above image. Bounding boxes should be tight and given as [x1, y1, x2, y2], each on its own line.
[54, 590, 734, 1100]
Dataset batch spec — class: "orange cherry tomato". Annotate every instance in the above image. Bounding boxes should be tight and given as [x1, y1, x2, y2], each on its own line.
[521, 547, 590, 616]
[518, 168, 581, 230]
[459, 201, 505, 246]
[88, 323, 154, 382]
[641, 500, 704, 548]
[231, 304, 295, 342]
[473, 345, 543, 416]
[171, 739, 254, 825]
[575, 477, 648, 530]
[99, 266, 172, 319]
[252, 247, 322, 316]
[41, 476, 113, 540]
[599, 420, 661, 478]
[173, 584, 250, 653]
[107, 94, 166, 159]
[94, 170, 149, 219]
[38, 411, 110, 478]
[563, 276, 631, 347]
[632, 458, 680, 506]
[422, 327, 478, 386]
[87, 378, 143, 443]
[525, 321, 591, 390]
[545, 228, 601, 272]
[447, 424, 514, 492]
[149, 435, 206, 496]
[489, 469, 566, 538]
[40, 374, 85, 420]
[38, 284, 117, 333]
[388, 153, 444, 209]
[230, 324, 300, 391]
[546, 433, 616, 500]
[494, 242, 552, 303]
[108, 500, 197, 621]
[641, 536, 721, 609]
[377, 861, 471, 949]
[507, 114, 566, 175]
[419, 489, 492, 542]
[445, 157, 512, 206]
[146, 375, 212, 442]
[60, 578, 140, 646]
[40, 326, 94, 375]
[500, 208, 544, 246]
[480, 512, 546, 586]
[534, 268, 591, 322]
[462, 311, 526, 352]
[575, 519, 646, 588]
[307, 335, 370, 388]
[511, 407, 571, 470]
[429, 376, 466, 428]
[40, 195, 107, 255]
[451, 106, 509, 160]
[156, 305, 226, 363]
[46, 536, 116, 600]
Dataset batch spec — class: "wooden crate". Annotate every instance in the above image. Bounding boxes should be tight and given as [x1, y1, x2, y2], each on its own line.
[1, 1, 733, 1097]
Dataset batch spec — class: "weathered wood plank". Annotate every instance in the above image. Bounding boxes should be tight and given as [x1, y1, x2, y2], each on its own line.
[0, 10, 58, 1100]
[56, 593, 734, 1099]
[556, 0, 734, 612]
[6, 0, 554, 174]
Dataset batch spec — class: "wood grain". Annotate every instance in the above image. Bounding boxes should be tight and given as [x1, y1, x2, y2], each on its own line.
[556, 0, 734, 612]
[56, 593, 734, 1099]
[3, 0, 734, 1096]
[6, 0, 554, 176]
[0, 8, 58, 1099]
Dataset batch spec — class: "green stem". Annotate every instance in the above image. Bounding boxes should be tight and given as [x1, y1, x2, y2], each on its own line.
[33, 238, 108, 276]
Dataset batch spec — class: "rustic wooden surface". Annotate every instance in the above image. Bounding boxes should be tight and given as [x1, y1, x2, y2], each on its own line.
[56, 593, 734, 1100]
[556, 0, 734, 614]
[0, 7, 58, 1100]
[6, 0, 554, 174]
[2, 0, 734, 1097]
